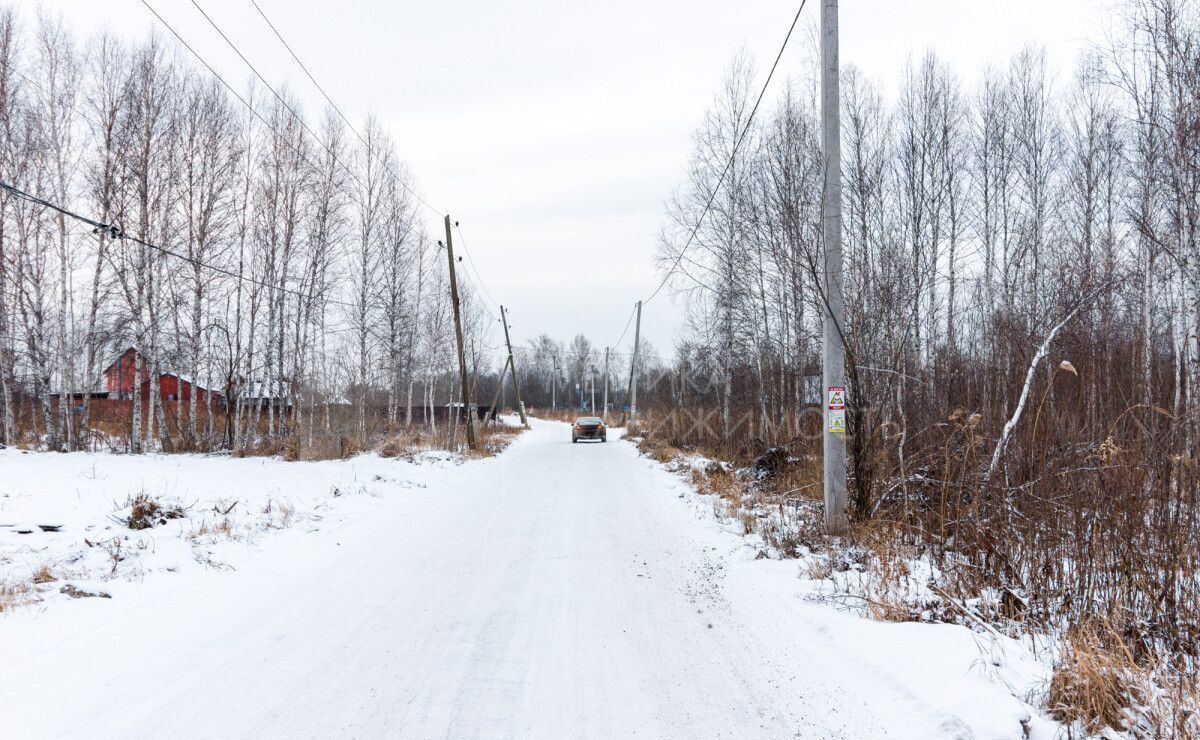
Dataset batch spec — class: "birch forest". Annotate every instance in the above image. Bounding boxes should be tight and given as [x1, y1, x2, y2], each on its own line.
[0, 10, 501, 455]
[639, 0, 1200, 722]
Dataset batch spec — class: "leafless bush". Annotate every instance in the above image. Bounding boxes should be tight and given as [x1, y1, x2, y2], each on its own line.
[126, 493, 186, 530]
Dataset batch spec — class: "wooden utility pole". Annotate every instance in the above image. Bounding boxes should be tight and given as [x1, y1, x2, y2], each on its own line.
[444, 215, 477, 451]
[602, 347, 610, 424]
[487, 355, 512, 425]
[821, 0, 848, 533]
[627, 300, 642, 432]
[500, 305, 529, 428]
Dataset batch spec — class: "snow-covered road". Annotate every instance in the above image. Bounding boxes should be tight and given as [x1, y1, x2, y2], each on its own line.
[1, 420, 1044, 739]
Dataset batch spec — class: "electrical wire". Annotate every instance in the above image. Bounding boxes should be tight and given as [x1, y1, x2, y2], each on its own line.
[0, 179, 442, 333]
[245, 0, 441, 218]
[140, 0, 502, 333]
[642, 0, 809, 306]
[236, 0, 506, 326]
[142, 0, 430, 249]
[451, 224, 501, 314]
[187, 1, 425, 223]
[612, 303, 637, 349]
[0, 178, 368, 310]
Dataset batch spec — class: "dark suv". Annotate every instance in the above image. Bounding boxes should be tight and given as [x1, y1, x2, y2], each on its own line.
[572, 417, 607, 443]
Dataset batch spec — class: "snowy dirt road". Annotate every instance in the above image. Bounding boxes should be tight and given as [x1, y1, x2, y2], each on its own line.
[1, 420, 1043, 739]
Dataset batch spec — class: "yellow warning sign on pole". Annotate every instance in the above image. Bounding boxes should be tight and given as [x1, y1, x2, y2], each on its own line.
[827, 385, 846, 434]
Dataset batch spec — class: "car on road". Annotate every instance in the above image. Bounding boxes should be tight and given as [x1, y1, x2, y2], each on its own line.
[572, 417, 607, 443]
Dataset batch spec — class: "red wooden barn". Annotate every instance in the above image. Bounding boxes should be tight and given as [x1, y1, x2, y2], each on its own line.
[101, 347, 224, 405]
[103, 347, 148, 399]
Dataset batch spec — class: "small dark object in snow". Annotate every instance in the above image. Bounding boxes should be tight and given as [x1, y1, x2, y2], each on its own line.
[60, 584, 111, 599]
[707, 623, 713, 629]
[126, 494, 185, 530]
[38, 524, 62, 532]
[751, 447, 789, 480]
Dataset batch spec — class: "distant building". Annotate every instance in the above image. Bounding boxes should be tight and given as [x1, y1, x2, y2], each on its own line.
[240, 379, 294, 410]
[101, 347, 224, 406]
[102, 347, 147, 399]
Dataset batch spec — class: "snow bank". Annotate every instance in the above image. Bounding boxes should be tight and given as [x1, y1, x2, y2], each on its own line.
[647, 444, 1064, 739]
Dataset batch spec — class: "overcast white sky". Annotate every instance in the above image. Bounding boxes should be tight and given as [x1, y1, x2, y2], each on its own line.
[15, 0, 1109, 354]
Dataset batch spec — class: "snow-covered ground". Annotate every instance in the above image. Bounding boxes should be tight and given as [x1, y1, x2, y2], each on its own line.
[0, 442, 458, 611]
[0, 420, 1056, 739]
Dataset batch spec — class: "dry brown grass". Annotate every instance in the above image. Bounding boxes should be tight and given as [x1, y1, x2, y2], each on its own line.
[850, 520, 926, 622]
[262, 498, 295, 529]
[189, 514, 239, 541]
[31, 564, 56, 584]
[472, 422, 527, 458]
[1046, 618, 1199, 738]
[1050, 619, 1143, 734]
[630, 425, 681, 465]
[126, 493, 186, 530]
[0, 579, 34, 612]
[380, 432, 421, 458]
[526, 407, 583, 424]
[233, 433, 365, 461]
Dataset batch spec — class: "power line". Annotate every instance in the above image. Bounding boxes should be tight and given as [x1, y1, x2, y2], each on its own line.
[458, 267, 500, 323]
[141, 0, 506, 350]
[613, 303, 638, 348]
[245, 0, 441, 217]
[139, 0, 492, 323]
[0, 179, 444, 334]
[238, 0, 507, 326]
[142, 0, 428, 246]
[452, 224, 501, 313]
[0, 178, 363, 309]
[643, 0, 809, 306]
[186, 1, 409, 212]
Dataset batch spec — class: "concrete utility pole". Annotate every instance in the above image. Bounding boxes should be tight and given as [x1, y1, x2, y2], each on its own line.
[444, 215, 477, 451]
[821, 0, 848, 533]
[627, 300, 642, 433]
[602, 347, 610, 424]
[589, 367, 596, 415]
[500, 305, 529, 428]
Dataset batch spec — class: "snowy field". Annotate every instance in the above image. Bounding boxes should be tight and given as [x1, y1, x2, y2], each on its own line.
[0, 420, 1058, 739]
[0, 442, 458, 609]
